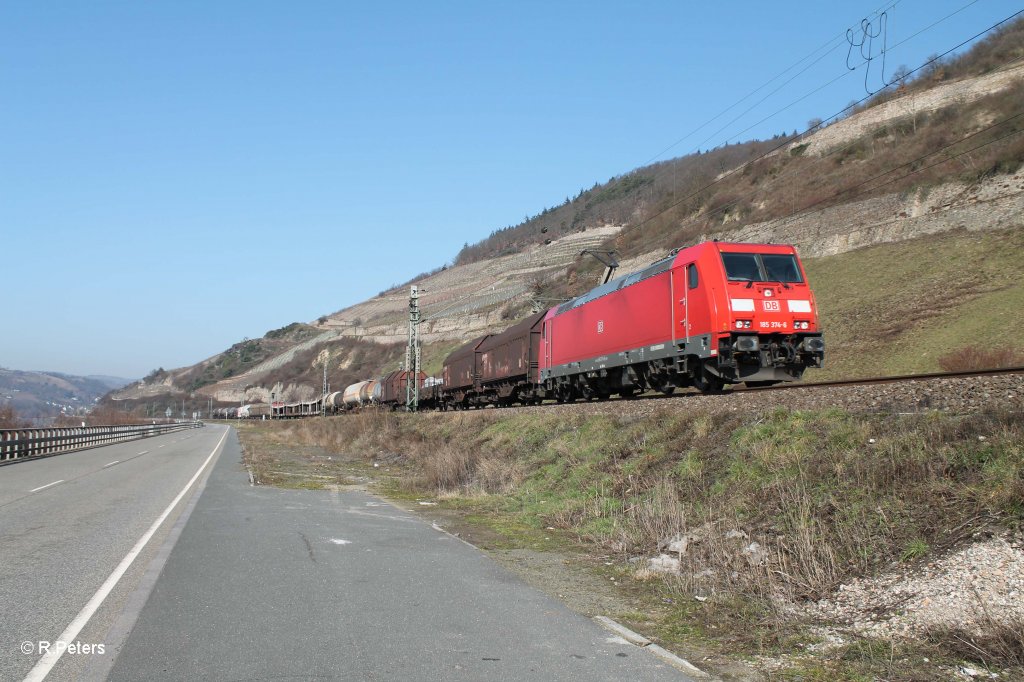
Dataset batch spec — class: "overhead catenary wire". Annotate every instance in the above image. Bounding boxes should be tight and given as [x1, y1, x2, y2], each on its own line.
[659, 52, 1024, 237]
[607, 0, 1002, 239]
[691, 109, 1024, 240]
[444, 5, 1016, 319]
[643, 1, 902, 167]
[612, 7, 1024, 245]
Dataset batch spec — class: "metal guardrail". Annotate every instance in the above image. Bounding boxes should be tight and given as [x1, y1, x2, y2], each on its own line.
[0, 422, 203, 463]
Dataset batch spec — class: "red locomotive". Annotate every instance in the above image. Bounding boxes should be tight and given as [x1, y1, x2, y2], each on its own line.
[263, 240, 824, 416]
[436, 240, 823, 408]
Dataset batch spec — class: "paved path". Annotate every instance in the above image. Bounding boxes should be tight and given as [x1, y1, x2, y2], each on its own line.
[0, 425, 226, 681]
[107, 429, 688, 681]
[3, 426, 691, 680]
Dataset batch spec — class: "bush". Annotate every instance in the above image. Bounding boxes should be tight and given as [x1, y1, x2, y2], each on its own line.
[0, 404, 29, 428]
[938, 345, 1024, 372]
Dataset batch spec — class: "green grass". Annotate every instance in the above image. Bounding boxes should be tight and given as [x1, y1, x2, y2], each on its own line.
[803, 227, 1024, 379]
[420, 339, 466, 377]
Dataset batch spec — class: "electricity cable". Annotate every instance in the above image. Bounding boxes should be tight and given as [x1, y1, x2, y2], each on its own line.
[642, 2, 900, 166]
[614, 8, 1024, 242]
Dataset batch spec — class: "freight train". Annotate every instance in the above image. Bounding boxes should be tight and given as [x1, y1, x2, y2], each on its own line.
[222, 240, 824, 418]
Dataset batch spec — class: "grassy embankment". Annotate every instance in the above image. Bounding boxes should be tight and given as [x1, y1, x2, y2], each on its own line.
[803, 226, 1024, 380]
[236, 403, 1023, 680]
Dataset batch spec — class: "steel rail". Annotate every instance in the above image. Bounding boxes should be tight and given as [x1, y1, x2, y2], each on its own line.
[735, 365, 1024, 393]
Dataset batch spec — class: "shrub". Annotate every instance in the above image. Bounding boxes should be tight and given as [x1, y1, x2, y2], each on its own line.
[937, 345, 1024, 372]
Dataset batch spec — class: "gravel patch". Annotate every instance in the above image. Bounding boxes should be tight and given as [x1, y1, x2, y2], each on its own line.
[500, 371, 1024, 419]
[802, 534, 1024, 639]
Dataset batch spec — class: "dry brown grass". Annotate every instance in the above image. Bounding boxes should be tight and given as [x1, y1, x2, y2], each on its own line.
[929, 616, 1024, 671]
[938, 345, 1024, 372]
[0, 404, 29, 428]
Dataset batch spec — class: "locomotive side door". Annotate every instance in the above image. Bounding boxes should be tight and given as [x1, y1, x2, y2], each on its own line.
[684, 262, 713, 342]
[543, 322, 551, 377]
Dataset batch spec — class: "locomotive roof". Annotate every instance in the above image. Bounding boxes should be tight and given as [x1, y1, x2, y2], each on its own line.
[553, 241, 799, 316]
[555, 253, 675, 316]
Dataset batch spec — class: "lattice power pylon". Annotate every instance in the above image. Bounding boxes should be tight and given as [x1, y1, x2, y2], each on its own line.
[405, 285, 422, 411]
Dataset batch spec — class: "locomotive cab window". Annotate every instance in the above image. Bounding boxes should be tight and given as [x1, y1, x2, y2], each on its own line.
[761, 254, 803, 283]
[722, 252, 803, 283]
[722, 253, 761, 281]
[687, 263, 698, 289]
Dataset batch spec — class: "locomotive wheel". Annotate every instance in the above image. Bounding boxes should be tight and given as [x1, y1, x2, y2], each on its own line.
[651, 376, 674, 396]
[694, 367, 724, 394]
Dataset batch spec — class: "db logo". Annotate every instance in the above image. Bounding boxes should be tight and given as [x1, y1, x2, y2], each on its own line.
[597, 320, 605, 334]
[763, 300, 780, 312]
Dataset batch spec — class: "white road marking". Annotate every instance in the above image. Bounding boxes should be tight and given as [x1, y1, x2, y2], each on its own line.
[23, 428, 229, 682]
[157, 445, 165, 449]
[136, 451, 148, 455]
[327, 538, 351, 545]
[103, 461, 120, 468]
[30, 480, 64, 493]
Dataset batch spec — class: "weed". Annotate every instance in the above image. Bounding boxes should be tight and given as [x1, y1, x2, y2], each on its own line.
[900, 538, 930, 562]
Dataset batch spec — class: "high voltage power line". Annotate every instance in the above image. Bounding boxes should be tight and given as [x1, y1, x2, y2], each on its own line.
[640, 0, 986, 174]
[611, 7, 1024, 245]
[683, 109, 1024, 241]
[429, 5, 1021, 319]
[653, 49, 1024, 236]
[643, 1, 902, 167]
[604, 0, 996, 243]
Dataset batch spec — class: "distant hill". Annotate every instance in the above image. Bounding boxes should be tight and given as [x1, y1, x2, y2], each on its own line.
[0, 369, 132, 423]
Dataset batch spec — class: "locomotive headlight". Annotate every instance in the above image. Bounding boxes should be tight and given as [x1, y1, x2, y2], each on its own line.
[736, 320, 752, 329]
[794, 320, 810, 330]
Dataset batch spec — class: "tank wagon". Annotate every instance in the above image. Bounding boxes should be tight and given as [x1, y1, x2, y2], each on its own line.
[341, 381, 374, 409]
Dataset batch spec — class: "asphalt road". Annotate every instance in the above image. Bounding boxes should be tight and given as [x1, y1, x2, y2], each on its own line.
[3, 426, 692, 681]
[0, 424, 227, 681]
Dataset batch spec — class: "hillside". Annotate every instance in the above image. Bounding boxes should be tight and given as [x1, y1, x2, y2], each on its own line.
[1, 369, 131, 423]
[108, 24, 1024, 410]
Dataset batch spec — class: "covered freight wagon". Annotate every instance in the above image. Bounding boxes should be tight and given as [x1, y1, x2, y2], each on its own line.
[377, 370, 427, 408]
[440, 334, 489, 406]
[476, 311, 546, 405]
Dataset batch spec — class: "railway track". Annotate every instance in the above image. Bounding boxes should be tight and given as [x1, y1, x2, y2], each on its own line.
[735, 365, 1024, 393]
[493, 365, 1024, 411]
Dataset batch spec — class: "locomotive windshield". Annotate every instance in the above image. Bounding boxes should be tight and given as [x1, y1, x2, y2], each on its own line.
[722, 252, 803, 283]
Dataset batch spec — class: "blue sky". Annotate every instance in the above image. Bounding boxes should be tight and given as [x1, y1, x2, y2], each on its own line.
[1, 0, 1016, 378]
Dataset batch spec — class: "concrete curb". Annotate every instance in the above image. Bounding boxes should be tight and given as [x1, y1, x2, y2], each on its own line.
[593, 616, 716, 680]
